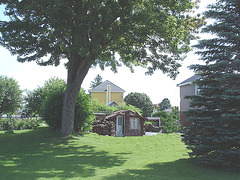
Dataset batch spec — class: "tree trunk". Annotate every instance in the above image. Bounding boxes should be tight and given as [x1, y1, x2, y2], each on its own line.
[61, 54, 90, 136]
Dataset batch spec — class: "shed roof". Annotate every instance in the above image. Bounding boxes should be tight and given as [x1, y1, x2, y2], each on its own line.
[89, 80, 125, 93]
[106, 110, 148, 121]
[177, 75, 200, 87]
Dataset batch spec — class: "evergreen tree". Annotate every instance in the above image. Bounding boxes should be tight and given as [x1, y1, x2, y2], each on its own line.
[184, 0, 240, 170]
[89, 74, 103, 89]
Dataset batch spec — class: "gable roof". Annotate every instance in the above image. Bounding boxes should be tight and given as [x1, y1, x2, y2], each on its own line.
[107, 101, 119, 107]
[177, 75, 200, 87]
[105, 110, 148, 121]
[89, 80, 125, 93]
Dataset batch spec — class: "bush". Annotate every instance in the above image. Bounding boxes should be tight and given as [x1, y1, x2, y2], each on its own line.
[0, 118, 12, 130]
[43, 87, 94, 134]
[43, 87, 64, 130]
[24, 77, 66, 117]
[0, 118, 40, 130]
[74, 90, 94, 133]
[116, 103, 142, 116]
[153, 111, 169, 119]
[92, 99, 142, 115]
[152, 109, 180, 133]
[92, 99, 115, 115]
[144, 121, 156, 125]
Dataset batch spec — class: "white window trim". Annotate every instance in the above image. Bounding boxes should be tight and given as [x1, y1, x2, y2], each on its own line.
[106, 85, 111, 104]
[195, 85, 200, 96]
[130, 117, 139, 130]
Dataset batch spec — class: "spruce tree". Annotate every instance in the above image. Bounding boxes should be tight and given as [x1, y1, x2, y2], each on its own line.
[184, 0, 240, 170]
[89, 74, 103, 89]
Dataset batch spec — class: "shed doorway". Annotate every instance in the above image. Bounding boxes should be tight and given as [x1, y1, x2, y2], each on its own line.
[116, 116, 124, 137]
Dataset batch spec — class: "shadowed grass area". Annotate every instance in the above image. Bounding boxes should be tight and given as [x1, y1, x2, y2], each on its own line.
[0, 128, 239, 179]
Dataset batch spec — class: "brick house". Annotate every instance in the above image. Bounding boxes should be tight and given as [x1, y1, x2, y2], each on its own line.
[106, 110, 147, 137]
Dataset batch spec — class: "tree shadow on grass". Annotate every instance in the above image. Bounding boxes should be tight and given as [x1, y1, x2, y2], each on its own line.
[0, 127, 126, 179]
[103, 159, 240, 180]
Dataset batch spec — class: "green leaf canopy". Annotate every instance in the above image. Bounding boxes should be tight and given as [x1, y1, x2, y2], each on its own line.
[0, 0, 201, 78]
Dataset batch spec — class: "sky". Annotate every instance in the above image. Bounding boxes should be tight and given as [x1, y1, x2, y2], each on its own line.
[0, 0, 216, 107]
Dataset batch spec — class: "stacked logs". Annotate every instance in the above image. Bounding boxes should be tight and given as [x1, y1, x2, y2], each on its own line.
[92, 119, 116, 136]
[144, 124, 162, 132]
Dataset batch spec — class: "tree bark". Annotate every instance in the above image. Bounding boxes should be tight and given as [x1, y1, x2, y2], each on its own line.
[61, 53, 90, 136]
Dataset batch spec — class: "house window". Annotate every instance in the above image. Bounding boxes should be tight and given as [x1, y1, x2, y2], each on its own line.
[117, 116, 123, 126]
[130, 117, 139, 129]
[195, 85, 200, 96]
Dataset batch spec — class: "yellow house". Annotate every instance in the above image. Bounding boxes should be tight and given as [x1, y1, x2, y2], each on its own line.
[89, 80, 125, 105]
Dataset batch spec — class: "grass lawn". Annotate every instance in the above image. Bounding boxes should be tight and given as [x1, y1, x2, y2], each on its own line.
[0, 127, 239, 180]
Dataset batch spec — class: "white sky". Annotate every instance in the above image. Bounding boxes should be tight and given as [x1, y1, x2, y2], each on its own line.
[0, 0, 216, 107]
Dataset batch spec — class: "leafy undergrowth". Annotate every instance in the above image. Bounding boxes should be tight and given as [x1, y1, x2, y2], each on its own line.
[0, 128, 239, 180]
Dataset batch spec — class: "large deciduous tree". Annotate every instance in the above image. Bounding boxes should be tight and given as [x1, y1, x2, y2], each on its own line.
[0, 75, 22, 115]
[158, 98, 172, 110]
[0, 0, 203, 136]
[124, 92, 153, 117]
[184, 0, 240, 170]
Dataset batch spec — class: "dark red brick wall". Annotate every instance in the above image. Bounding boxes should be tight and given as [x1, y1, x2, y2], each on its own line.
[106, 111, 145, 136]
[180, 111, 192, 128]
[123, 111, 144, 136]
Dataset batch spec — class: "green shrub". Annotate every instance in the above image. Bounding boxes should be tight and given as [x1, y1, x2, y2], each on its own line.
[152, 109, 180, 133]
[13, 119, 24, 130]
[21, 118, 40, 130]
[144, 121, 156, 125]
[116, 103, 142, 115]
[0, 118, 12, 130]
[0, 118, 40, 130]
[92, 99, 115, 115]
[153, 111, 169, 119]
[74, 90, 94, 133]
[43, 88, 64, 130]
[43, 87, 94, 134]
[92, 99, 142, 115]
[24, 77, 67, 117]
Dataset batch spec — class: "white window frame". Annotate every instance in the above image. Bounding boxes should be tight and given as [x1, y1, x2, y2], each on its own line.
[195, 85, 200, 96]
[130, 117, 139, 130]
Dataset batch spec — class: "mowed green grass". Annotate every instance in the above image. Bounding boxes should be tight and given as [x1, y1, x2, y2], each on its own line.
[0, 128, 239, 180]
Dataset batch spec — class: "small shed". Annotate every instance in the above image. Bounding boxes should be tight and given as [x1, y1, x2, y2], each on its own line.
[105, 110, 147, 137]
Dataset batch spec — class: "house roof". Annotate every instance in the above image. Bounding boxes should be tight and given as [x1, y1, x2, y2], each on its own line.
[146, 117, 160, 121]
[89, 80, 125, 93]
[177, 75, 200, 87]
[107, 101, 119, 107]
[105, 110, 148, 121]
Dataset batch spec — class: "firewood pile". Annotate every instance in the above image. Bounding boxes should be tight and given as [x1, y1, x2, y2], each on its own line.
[144, 124, 162, 132]
[92, 119, 116, 136]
